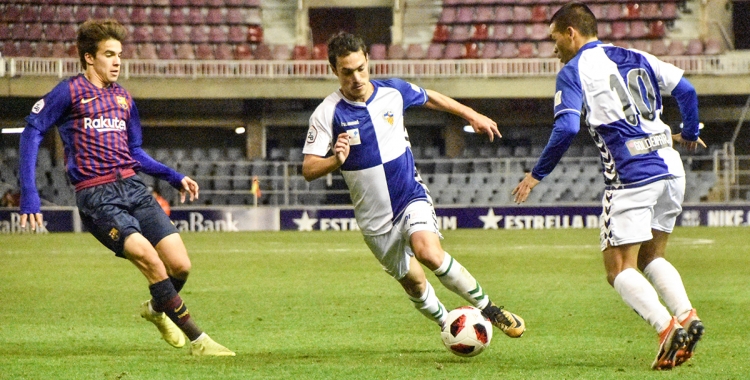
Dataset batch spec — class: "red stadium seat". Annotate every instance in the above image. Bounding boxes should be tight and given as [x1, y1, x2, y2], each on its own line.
[649, 21, 666, 38]
[475, 6, 494, 23]
[35, 42, 52, 57]
[150, 7, 168, 24]
[609, 22, 628, 40]
[649, 39, 668, 56]
[175, 43, 195, 59]
[190, 26, 209, 43]
[531, 5, 548, 23]
[641, 3, 659, 18]
[703, 38, 723, 55]
[494, 6, 513, 23]
[18, 41, 33, 57]
[27, 23, 44, 40]
[517, 42, 534, 58]
[605, 4, 623, 21]
[187, 7, 204, 24]
[152, 26, 170, 43]
[171, 25, 190, 43]
[130, 6, 149, 24]
[686, 39, 703, 55]
[439, 7, 456, 24]
[234, 43, 253, 60]
[443, 43, 463, 59]
[171, 0, 189, 6]
[227, 8, 244, 24]
[112, 6, 130, 22]
[271, 44, 290, 60]
[369, 43, 386, 60]
[509, 25, 528, 41]
[246, 25, 263, 43]
[206, 8, 224, 24]
[168, 8, 186, 24]
[481, 42, 497, 58]
[312, 43, 328, 60]
[498, 42, 518, 58]
[667, 40, 685, 55]
[529, 23, 547, 40]
[209, 26, 227, 43]
[157, 43, 176, 59]
[132, 26, 152, 43]
[426, 43, 444, 59]
[121, 42, 137, 59]
[456, 7, 474, 23]
[450, 25, 471, 42]
[491, 24, 510, 41]
[630, 21, 648, 39]
[54, 5, 75, 23]
[588, 4, 605, 20]
[50, 41, 66, 58]
[65, 43, 77, 58]
[195, 44, 216, 61]
[207, 0, 224, 6]
[626, 3, 640, 19]
[513, 6, 531, 22]
[11, 23, 27, 40]
[21, 5, 39, 23]
[631, 40, 649, 52]
[292, 45, 310, 60]
[254, 43, 272, 60]
[537, 41, 555, 58]
[40, 6, 57, 23]
[138, 43, 158, 59]
[2, 5, 21, 23]
[472, 23, 489, 40]
[597, 22, 610, 39]
[406, 43, 425, 59]
[215, 43, 233, 60]
[662, 2, 678, 19]
[44, 24, 63, 42]
[432, 24, 450, 43]
[387, 44, 406, 60]
[0, 24, 9, 40]
[227, 26, 245, 43]
[74, 6, 92, 23]
[93, 6, 110, 20]
[464, 42, 479, 59]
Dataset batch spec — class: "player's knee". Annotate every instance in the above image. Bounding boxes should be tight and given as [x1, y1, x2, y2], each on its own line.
[171, 260, 191, 278]
[413, 249, 444, 270]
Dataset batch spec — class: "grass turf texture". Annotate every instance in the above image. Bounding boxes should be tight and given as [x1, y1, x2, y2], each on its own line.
[0, 227, 747, 379]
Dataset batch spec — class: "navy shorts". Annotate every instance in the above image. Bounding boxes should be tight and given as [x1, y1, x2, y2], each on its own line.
[76, 175, 178, 258]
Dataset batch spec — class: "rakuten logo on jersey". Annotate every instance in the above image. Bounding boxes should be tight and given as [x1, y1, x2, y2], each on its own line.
[84, 117, 127, 132]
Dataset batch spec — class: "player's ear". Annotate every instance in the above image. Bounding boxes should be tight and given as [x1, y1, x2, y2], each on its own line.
[84, 52, 95, 66]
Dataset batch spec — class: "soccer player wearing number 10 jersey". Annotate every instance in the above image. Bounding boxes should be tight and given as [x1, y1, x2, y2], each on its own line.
[18, 19, 233, 356]
[512, 3, 706, 370]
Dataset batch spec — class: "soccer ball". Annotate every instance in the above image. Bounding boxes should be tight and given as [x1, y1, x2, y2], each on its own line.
[440, 306, 493, 357]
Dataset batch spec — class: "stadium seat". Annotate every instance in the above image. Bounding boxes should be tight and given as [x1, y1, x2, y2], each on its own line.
[292, 45, 310, 60]
[10, 23, 27, 41]
[48, 41, 65, 58]
[491, 24, 510, 40]
[246, 25, 263, 43]
[44, 23, 63, 42]
[537, 41, 555, 58]
[456, 6, 474, 23]
[130, 6, 149, 24]
[686, 39, 703, 55]
[209, 26, 228, 43]
[513, 6, 531, 22]
[312, 43, 328, 60]
[40, 6, 57, 23]
[206, 8, 224, 24]
[440, 7, 456, 24]
[626, 3, 640, 19]
[649, 20, 666, 38]
[234, 43, 253, 59]
[531, 5, 548, 23]
[195, 43, 214, 59]
[18, 41, 33, 57]
[703, 38, 723, 55]
[642, 3, 659, 18]
[662, 2, 678, 19]
[35, 42, 53, 57]
[2, 5, 21, 23]
[433, 24, 450, 43]
[271, 44, 290, 60]
[387, 44, 406, 60]
[190, 26, 208, 43]
[631, 39, 650, 52]
[168, 7, 186, 24]
[464, 42, 479, 58]
[529, 23, 548, 40]
[667, 40, 685, 55]
[649, 39, 668, 56]
[227, 25, 245, 43]
[494, 6, 513, 23]
[517, 42, 534, 58]
[406, 43, 425, 59]
[27, 23, 44, 40]
[21, 5, 39, 23]
[450, 25, 470, 42]
[509, 25, 528, 41]
[475, 6, 494, 23]
[122, 42, 138, 59]
[498, 42, 518, 58]
[443, 43, 463, 59]
[605, 4, 622, 20]
[171, 25, 190, 43]
[112, 6, 130, 22]
[226, 8, 244, 24]
[150, 7, 168, 24]
[610, 22, 628, 40]
[481, 41, 498, 58]
[175, 43, 195, 59]
[426, 43, 444, 59]
[138, 43, 158, 59]
[152, 25, 170, 43]
[187, 7, 204, 24]
[630, 21, 648, 39]
[254, 43, 272, 59]
[157, 43, 176, 59]
[132, 26, 152, 43]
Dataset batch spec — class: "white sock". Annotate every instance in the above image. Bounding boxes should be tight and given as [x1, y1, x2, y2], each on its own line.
[409, 282, 447, 326]
[613, 268, 673, 333]
[433, 252, 489, 310]
[643, 258, 693, 318]
[191, 333, 207, 343]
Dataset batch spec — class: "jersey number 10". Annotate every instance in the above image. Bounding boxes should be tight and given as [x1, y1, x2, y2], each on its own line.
[609, 69, 657, 126]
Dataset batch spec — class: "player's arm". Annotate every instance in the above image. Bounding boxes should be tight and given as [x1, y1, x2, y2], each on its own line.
[302, 132, 350, 181]
[126, 103, 197, 203]
[512, 113, 580, 204]
[423, 89, 501, 142]
[670, 77, 706, 150]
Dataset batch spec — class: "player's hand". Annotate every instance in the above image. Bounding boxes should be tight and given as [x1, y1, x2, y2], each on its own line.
[672, 133, 707, 151]
[466, 112, 502, 142]
[334, 132, 350, 165]
[512, 173, 540, 204]
[20, 212, 45, 233]
[179, 176, 199, 203]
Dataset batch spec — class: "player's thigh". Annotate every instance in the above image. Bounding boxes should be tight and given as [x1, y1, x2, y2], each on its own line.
[128, 177, 179, 250]
[404, 201, 444, 265]
[363, 227, 411, 280]
[651, 176, 684, 233]
[77, 183, 142, 257]
[600, 182, 661, 251]
[155, 233, 191, 275]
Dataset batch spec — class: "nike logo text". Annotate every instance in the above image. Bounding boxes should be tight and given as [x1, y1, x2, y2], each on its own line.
[81, 97, 98, 104]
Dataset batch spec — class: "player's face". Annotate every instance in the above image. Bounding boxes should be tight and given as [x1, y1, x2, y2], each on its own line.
[332, 50, 373, 103]
[549, 23, 576, 64]
[84, 38, 122, 87]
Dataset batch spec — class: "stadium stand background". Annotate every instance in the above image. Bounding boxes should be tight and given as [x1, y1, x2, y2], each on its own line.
[1, 0, 749, 207]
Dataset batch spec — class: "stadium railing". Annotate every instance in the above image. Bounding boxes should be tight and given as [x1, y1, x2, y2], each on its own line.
[3, 55, 750, 79]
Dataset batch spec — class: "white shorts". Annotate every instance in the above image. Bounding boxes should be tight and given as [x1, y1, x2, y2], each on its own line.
[363, 200, 442, 280]
[600, 176, 685, 251]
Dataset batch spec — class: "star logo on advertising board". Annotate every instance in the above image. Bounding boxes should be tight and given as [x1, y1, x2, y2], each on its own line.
[478, 208, 503, 229]
[293, 211, 318, 231]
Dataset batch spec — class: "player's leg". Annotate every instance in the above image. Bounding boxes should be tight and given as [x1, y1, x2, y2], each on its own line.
[406, 202, 524, 337]
[398, 257, 448, 327]
[154, 233, 191, 293]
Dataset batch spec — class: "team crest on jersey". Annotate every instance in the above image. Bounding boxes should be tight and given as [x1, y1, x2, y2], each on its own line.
[554, 91, 562, 107]
[346, 128, 362, 146]
[306, 126, 317, 143]
[116, 96, 129, 110]
[108, 227, 120, 241]
[31, 99, 45, 114]
[383, 110, 394, 126]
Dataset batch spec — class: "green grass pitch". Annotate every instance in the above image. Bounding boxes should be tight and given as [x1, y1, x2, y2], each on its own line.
[1, 227, 747, 379]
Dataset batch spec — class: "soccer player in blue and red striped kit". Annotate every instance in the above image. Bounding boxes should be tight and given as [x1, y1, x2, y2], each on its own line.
[18, 19, 234, 356]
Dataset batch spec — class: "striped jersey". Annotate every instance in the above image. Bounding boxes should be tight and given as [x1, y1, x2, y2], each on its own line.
[304, 79, 429, 235]
[20, 74, 182, 214]
[555, 41, 685, 188]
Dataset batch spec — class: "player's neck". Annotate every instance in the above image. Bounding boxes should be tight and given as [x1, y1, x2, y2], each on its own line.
[83, 71, 112, 89]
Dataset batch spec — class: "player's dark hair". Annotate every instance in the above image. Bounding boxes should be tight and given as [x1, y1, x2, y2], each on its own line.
[77, 19, 128, 69]
[550, 2, 597, 38]
[327, 32, 368, 68]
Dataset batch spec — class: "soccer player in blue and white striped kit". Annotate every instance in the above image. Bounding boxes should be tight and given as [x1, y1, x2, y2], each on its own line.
[303, 32, 525, 339]
[18, 19, 233, 356]
[512, 3, 706, 370]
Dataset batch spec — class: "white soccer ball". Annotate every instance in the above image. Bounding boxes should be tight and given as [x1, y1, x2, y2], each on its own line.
[440, 306, 493, 357]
